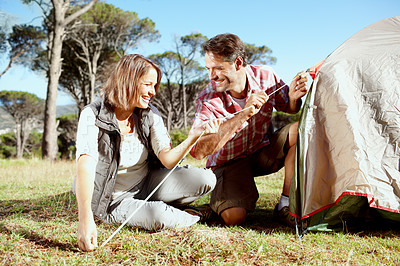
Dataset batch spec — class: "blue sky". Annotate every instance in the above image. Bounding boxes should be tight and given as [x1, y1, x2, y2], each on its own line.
[0, 0, 398, 105]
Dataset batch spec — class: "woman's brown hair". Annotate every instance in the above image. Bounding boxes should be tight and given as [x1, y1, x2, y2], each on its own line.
[102, 54, 162, 110]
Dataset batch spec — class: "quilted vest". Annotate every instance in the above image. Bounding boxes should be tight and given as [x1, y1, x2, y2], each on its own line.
[88, 100, 162, 219]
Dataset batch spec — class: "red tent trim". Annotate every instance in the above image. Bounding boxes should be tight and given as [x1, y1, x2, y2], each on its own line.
[289, 191, 400, 220]
[307, 59, 325, 80]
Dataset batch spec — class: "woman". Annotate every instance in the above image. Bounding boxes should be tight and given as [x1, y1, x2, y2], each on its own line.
[75, 54, 219, 252]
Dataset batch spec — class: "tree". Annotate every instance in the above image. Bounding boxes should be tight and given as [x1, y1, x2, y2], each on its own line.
[149, 51, 180, 131]
[57, 113, 78, 159]
[60, 1, 159, 112]
[0, 24, 45, 78]
[184, 78, 209, 118]
[245, 43, 276, 65]
[0, 91, 44, 158]
[151, 82, 180, 130]
[23, 0, 97, 160]
[151, 78, 208, 131]
[149, 33, 208, 131]
[173, 33, 207, 128]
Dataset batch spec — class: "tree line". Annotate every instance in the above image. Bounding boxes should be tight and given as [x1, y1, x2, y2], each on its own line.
[0, 0, 276, 160]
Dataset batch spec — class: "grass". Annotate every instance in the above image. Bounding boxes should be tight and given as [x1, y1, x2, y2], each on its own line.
[0, 158, 399, 265]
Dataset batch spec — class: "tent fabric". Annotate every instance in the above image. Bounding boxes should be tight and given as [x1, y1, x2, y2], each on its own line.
[290, 16, 400, 232]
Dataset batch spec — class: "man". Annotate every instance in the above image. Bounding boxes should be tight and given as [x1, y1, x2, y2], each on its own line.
[190, 33, 308, 227]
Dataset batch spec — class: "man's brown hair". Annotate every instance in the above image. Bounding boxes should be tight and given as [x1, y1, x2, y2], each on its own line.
[203, 33, 247, 66]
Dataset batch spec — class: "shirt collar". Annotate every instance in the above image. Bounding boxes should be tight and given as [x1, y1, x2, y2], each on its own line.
[245, 65, 262, 98]
[208, 65, 261, 110]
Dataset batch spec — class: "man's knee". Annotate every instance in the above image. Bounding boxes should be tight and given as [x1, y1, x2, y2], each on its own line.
[220, 207, 247, 226]
[288, 122, 299, 147]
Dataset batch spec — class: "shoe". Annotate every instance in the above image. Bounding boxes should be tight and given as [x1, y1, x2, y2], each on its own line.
[183, 204, 213, 223]
[273, 204, 296, 228]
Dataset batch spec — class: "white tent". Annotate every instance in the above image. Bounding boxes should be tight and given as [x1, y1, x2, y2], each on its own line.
[290, 16, 400, 233]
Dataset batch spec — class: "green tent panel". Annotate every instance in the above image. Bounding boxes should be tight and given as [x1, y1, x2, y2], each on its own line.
[290, 16, 400, 234]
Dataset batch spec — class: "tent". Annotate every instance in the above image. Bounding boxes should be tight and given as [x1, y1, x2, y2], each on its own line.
[290, 16, 400, 234]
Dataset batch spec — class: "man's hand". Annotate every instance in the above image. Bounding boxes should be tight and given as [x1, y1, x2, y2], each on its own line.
[243, 91, 269, 117]
[191, 91, 268, 159]
[77, 216, 98, 252]
[289, 71, 308, 101]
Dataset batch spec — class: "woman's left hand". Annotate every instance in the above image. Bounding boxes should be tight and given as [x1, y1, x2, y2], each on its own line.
[192, 119, 222, 137]
[204, 119, 222, 135]
[159, 119, 222, 168]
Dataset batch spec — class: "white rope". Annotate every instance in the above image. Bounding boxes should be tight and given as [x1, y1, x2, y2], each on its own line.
[267, 85, 286, 98]
[100, 85, 285, 248]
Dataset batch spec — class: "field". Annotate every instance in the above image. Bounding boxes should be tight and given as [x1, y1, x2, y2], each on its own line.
[0, 158, 399, 265]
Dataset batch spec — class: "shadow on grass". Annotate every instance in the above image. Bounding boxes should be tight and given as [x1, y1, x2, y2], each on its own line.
[245, 206, 293, 233]
[0, 222, 79, 252]
[202, 202, 400, 238]
[0, 191, 77, 223]
[247, 205, 400, 238]
[0, 191, 81, 252]
[201, 204, 294, 235]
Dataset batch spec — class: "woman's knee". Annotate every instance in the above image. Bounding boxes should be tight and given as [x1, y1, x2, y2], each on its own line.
[201, 168, 217, 191]
[188, 167, 216, 193]
[142, 202, 197, 231]
[137, 201, 170, 231]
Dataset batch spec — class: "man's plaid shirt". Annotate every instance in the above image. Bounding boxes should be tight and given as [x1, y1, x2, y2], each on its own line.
[190, 65, 290, 169]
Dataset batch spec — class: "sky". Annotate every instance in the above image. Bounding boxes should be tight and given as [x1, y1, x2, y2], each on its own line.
[0, 0, 399, 105]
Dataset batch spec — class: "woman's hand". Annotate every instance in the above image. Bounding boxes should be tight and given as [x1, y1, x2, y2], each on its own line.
[159, 119, 221, 169]
[191, 119, 222, 137]
[77, 215, 98, 252]
[203, 118, 222, 135]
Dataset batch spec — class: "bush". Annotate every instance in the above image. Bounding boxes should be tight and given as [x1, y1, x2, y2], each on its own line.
[169, 128, 189, 147]
[271, 110, 301, 130]
[0, 132, 16, 158]
[0, 130, 42, 159]
[57, 114, 78, 160]
[25, 130, 42, 158]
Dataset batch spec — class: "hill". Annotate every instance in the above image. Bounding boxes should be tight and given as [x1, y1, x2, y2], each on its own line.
[0, 104, 78, 134]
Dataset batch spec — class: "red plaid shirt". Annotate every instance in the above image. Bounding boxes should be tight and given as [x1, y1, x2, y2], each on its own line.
[191, 65, 290, 169]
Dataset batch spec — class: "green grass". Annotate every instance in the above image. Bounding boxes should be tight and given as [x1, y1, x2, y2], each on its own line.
[0, 158, 399, 264]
